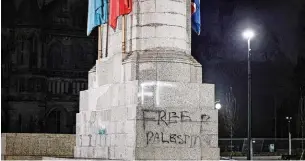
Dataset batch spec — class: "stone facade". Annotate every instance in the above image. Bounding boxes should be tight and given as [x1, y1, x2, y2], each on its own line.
[1, 133, 75, 160]
[1, 0, 95, 133]
[75, 0, 219, 160]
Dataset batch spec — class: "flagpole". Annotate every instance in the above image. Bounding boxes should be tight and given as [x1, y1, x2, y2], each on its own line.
[105, 22, 109, 58]
[106, 2, 110, 58]
[122, 15, 126, 60]
[98, 26, 103, 59]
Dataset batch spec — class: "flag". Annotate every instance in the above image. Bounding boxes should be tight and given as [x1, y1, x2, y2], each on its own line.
[191, 0, 201, 35]
[87, 0, 108, 36]
[109, 0, 132, 29]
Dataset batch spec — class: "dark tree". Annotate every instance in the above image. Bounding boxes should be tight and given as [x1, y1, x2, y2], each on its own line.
[220, 87, 239, 154]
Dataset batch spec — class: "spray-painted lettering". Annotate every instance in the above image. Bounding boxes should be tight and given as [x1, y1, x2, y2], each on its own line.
[146, 131, 200, 147]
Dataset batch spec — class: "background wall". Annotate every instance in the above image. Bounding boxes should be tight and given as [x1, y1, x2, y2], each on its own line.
[1, 133, 75, 160]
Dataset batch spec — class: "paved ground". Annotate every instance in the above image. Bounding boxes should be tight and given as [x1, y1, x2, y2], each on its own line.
[222, 156, 282, 160]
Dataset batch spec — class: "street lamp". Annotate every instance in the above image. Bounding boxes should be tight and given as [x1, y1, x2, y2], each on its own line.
[286, 116, 292, 155]
[215, 100, 222, 110]
[243, 30, 254, 40]
[243, 29, 255, 160]
[215, 102, 222, 110]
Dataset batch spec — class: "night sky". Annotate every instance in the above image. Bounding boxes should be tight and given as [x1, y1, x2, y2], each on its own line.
[192, 0, 305, 138]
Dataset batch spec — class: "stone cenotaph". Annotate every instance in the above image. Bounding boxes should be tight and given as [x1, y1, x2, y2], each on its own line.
[74, 0, 219, 160]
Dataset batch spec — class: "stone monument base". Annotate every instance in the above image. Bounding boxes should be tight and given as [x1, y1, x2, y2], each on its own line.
[73, 0, 220, 159]
[73, 54, 219, 160]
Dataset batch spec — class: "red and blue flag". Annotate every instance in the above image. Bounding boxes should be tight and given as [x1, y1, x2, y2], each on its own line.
[191, 0, 201, 35]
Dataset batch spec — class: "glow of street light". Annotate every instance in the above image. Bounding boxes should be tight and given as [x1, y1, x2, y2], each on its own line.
[215, 103, 222, 110]
[243, 29, 255, 39]
[286, 116, 292, 120]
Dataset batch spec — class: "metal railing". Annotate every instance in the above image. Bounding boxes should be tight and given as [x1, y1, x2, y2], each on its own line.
[219, 138, 305, 154]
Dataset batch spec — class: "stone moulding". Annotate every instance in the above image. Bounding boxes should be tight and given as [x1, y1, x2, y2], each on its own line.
[123, 50, 201, 67]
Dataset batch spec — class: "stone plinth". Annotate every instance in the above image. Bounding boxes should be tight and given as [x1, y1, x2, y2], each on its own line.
[74, 0, 219, 160]
[2, 133, 75, 160]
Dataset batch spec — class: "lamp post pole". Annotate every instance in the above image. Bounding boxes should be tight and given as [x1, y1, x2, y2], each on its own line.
[286, 116, 292, 155]
[247, 37, 253, 160]
[243, 29, 255, 160]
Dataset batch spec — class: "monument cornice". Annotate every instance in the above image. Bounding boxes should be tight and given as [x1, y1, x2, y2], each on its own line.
[123, 49, 201, 67]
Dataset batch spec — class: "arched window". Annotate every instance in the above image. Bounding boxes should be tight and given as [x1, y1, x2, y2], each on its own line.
[29, 36, 38, 68]
[19, 78, 25, 92]
[48, 80, 52, 92]
[47, 110, 61, 133]
[45, 107, 71, 133]
[36, 79, 42, 92]
[2, 109, 7, 133]
[18, 114, 22, 132]
[64, 81, 69, 94]
[29, 78, 35, 92]
[18, 40, 25, 65]
[72, 82, 76, 95]
[48, 42, 63, 69]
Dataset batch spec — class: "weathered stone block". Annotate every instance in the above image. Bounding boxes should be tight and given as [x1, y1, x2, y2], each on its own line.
[123, 62, 136, 82]
[138, 62, 157, 81]
[38, 137, 48, 155]
[132, 13, 186, 29]
[95, 85, 112, 110]
[209, 134, 219, 148]
[124, 120, 136, 134]
[127, 105, 137, 120]
[3, 133, 75, 159]
[88, 134, 97, 147]
[76, 134, 81, 146]
[81, 135, 90, 147]
[88, 70, 97, 89]
[125, 134, 136, 147]
[132, 0, 156, 14]
[88, 147, 95, 158]
[132, 37, 187, 52]
[108, 122, 117, 134]
[89, 111, 97, 125]
[199, 122, 218, 135]
[96, 134, 110, 147]
[125, 147, 135, 160]
[135, 147, 155, 160]
[94, 147, 109, 158]
[111, 84, 120, 107]
[196, 66, 203, 83]
[155, 0, 186, 14]
[156, 62, 190, 82]
[125, 82, 138, 105]
[199, 84, 215, 108]
[110, 134, 128, 147]
[76, 113, 81, 126]
[199, 108, 218, 122]
[111, 107, 128, 121]
[118, 84, 126, 106]
[132, 26, 156, 40]
[73, 146, 80, 158]
[154, 147, 201, 160]
[116, 121, 126, 134]
[79, 90, 89, 111]
[79, 147, 88, 158]
[1, 134, 6, 156]
[201, 147, 220, 160]
[109, 146, 126, 160]
[155, 26, 187, 39]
